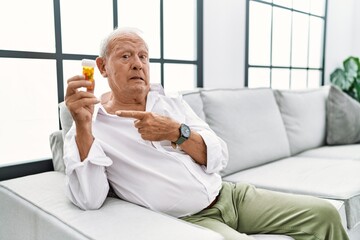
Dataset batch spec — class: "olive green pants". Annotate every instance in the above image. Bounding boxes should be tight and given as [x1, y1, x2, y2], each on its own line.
[181, 182, 349, 240]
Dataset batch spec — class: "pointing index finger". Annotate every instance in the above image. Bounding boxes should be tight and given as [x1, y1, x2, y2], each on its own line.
[116, 110, 146, 120]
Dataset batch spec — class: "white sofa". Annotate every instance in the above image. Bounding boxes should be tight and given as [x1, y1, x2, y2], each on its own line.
[1, 85, 359, 240]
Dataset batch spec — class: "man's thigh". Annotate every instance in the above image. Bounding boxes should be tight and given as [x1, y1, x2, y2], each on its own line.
[229, 182, 339, 238]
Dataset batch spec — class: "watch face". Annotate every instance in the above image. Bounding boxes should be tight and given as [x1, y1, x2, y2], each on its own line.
[181, 124, 191, 138]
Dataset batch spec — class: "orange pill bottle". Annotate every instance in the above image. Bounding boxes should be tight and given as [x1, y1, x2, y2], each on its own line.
[82, 59, 96, 90]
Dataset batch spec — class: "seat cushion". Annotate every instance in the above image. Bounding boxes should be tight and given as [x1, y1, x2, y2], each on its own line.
[297, 144, 360, 160]
[273, 87, 329, 155]
[223, 157, 360, 229]
[200, 88, 290, 176]
[0, 172, 223, 240]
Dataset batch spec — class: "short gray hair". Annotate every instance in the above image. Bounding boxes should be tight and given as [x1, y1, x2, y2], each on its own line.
[99, 27, 148, 58]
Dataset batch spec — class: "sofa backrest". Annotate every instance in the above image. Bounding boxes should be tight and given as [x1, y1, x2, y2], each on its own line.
[182, 90, 206, 121]
[273, 87, 329, 155]
[196, 88, 291, 176]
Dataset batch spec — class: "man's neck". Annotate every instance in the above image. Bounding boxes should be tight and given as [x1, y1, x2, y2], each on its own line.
[101, 91, 147, 114]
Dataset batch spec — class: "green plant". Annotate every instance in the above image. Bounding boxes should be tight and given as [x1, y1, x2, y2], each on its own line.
[330, 56, 360, 102]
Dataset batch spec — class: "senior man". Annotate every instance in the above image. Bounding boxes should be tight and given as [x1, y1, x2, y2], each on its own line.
[64, 28, 349, 240]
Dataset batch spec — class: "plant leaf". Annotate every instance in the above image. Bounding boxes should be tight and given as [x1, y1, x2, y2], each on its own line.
[354, 77, 360, 102]
[330, 68, 350, 90]
[343, 57, 359, 79]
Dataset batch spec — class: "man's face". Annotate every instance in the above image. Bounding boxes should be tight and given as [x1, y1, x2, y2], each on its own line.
[103, 34, 150, 97]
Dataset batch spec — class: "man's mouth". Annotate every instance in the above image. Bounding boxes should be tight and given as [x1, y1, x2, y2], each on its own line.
[130, 76, 144, 80]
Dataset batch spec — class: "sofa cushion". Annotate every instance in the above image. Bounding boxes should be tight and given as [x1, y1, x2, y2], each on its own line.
[50, 130, 65, 173]
[223, 156, 360, 229]
[326, 86, 360, 145]
[182, 90, 206, 121]
[297, 144, 360, 160]
[0, 172, 223, 240]
[52, 103, 71, 173]
[200, 88, 290, 176]
[59, 102, 73, 140]
[273, 87, 329, 155]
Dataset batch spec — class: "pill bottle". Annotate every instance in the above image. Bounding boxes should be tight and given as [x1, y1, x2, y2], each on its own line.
[81, 59, 96, 90]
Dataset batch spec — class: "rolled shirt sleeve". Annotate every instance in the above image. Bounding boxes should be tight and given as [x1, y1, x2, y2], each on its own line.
[197, 129, 229, 173]
[64, 126, 113, 210]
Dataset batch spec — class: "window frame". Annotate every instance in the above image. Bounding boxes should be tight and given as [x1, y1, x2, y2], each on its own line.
[245, 0, 328, 89]
[0, 0, 203, 178]
[0, 0, 204, 111]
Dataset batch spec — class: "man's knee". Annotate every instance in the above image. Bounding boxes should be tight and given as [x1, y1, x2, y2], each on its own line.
[311, 199, 342, 226]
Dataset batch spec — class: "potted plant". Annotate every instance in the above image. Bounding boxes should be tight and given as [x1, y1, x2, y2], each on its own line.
[330, 56, 360, 102]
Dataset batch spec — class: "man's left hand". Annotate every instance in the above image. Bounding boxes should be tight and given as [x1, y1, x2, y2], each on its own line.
[116, 110, 180, 142]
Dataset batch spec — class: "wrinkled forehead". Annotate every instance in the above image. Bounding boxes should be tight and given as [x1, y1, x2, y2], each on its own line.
[107, 33, 148, 54]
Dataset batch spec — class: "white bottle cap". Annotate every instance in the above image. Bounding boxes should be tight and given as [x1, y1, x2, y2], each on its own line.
[82, 59, 96, 67]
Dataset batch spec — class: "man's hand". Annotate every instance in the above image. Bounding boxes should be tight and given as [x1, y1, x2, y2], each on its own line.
[65, 75, 99, 126]
[116, 110, 207, 166]
[65, 75, 99, 161]
[116, 110, 180, 142]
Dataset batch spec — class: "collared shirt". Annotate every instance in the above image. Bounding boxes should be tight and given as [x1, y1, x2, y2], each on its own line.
[64, 87, 228, 217]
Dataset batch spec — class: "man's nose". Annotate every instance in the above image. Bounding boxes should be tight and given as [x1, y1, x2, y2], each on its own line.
[131, 56, 142, 70]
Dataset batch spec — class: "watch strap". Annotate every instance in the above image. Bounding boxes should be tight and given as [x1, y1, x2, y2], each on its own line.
[174, 135, 187, 145]
[173, 123, 190, 146]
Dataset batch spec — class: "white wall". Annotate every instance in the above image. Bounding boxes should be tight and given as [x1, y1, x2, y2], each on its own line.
[203, 0, 246, 88]
[324, 0, 359, 84]
[204, 0, 360, 88]
[355, 0, 360, 56]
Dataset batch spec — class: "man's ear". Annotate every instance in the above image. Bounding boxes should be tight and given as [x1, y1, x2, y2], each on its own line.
[96, 57, 107, 77]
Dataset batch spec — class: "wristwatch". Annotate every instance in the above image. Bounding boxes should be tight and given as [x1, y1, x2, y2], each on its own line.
[174, 123, 191, 145]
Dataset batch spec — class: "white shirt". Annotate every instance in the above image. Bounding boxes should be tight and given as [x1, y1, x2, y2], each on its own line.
[64, 87, 228, 217]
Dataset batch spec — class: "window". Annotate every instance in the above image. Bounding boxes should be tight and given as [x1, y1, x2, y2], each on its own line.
[0, 0, 203, 166]
[245, 0, 327, 89]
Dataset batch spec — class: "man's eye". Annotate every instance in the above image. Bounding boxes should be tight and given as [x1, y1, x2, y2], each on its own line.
[122, 55, 129, 59]
[140, 55, 148, 60]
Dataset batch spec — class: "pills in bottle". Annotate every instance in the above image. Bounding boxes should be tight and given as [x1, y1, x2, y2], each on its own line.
[81, 59, 96, 91]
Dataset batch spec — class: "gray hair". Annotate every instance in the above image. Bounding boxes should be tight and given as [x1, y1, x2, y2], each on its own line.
[99, 27, 148, 58]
